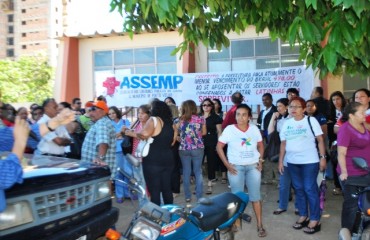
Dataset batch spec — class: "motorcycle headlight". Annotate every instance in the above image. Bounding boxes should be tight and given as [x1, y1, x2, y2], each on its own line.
[95, 181, 111, 201]
[131, 216, 161, 240]
[0, 200, 33, 230]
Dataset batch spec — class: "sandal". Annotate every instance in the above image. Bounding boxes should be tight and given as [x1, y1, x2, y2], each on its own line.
[303, 222, 321, 234]
[257, 226, 267, 237]
[273, 209, 286, 215]
[292, 217, 309, 230]
[221, 178, 227, 184]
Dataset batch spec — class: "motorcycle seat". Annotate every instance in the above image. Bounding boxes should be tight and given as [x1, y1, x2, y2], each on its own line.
[191, 192, 244, 231]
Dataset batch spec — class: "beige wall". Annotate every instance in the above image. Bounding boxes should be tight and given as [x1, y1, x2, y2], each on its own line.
[57, 26, 342, 103]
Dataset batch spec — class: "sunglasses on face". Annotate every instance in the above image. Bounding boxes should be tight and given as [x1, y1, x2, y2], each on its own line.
[90, 106, 103, 111]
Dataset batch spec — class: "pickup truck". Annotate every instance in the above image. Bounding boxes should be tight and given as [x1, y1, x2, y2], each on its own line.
[0, 154, 119, 240]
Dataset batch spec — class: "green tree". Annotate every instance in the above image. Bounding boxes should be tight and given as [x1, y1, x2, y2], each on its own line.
[0, 55, 53, 103]
[110, 0, 370, 78]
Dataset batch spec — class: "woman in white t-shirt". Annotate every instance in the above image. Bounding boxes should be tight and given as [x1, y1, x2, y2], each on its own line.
[216, 104, 266, 238]
[279, 97, 326, 234]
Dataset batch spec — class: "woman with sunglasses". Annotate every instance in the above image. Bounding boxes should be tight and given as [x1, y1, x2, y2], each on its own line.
[279, 97, 326, 234]
[200, 98, 223, 194]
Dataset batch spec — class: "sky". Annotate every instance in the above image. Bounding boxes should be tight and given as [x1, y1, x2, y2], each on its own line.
[66, 0, 125, 35]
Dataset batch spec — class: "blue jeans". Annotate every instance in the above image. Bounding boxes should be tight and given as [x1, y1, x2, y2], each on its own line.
[288, 162, 320, 221]
[228, 163, 261, 202]
[179, 148, 204, 200]
[278, 166, 298, 210]
[115, 152, 134, 199]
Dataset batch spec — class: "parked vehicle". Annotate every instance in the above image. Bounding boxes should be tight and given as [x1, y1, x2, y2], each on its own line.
[106, 154, 250, 240]
[338, 157, 370, 240]
[0, 153, 119, 240]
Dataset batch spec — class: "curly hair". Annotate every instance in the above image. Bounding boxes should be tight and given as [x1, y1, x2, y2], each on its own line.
[150, 100, 173, 125]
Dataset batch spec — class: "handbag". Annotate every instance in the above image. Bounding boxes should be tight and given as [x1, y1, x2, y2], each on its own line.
[134, 137, 154, 158]
[121, 135, 133, 155]
[264, 130, 281, 162]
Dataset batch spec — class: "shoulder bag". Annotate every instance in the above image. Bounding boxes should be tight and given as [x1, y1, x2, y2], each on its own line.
[134, 117, 159, 158]
[263, 120, 280, 162]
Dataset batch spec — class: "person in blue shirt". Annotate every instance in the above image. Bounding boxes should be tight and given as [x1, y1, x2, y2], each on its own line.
[0, 109, 75, 212]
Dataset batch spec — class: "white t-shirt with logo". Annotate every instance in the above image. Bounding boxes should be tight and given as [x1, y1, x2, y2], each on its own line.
[279, 116, 323, 164]
[218, 124, 262, 165]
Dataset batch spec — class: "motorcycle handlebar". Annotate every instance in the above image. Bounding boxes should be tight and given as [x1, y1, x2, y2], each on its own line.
[190, 210, 203, 219]
[116, 168, 146, 198]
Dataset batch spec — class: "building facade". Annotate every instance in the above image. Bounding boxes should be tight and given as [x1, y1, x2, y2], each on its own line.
[0, 0, 63, 66]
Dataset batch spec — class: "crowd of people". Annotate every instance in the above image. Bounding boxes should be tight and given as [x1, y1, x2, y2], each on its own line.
[0, 86, 369, 238]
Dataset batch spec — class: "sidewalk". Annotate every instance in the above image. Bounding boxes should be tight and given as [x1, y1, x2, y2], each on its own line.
[112, 178, 342, 240]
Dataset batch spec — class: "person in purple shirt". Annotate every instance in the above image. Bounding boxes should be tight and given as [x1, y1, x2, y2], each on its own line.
[337, 101, 370, 235]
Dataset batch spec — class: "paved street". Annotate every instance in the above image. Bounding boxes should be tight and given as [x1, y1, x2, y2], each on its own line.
[112, 178, 342, 240]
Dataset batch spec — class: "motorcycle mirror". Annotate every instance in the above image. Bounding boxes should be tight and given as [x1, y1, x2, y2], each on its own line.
[352, 157, 369, 171]
[126, 154, 141, 167]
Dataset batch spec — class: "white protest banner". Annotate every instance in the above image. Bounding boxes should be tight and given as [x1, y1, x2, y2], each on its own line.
[94, 66, 314, 107]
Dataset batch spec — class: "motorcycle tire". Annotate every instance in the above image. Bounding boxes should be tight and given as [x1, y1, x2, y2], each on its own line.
[361, 226, 370, 240]
[219, 228, 235, 240]
[338, 228, 351, 240]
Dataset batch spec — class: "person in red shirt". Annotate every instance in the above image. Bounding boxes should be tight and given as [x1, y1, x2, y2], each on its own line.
[221, 91, 244, 130]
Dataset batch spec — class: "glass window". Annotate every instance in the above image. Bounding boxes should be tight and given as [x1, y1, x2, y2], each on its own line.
[231, 40, 254, 58]
[209, 60, 231, 72]
[6, 49, 14, 57]
[281, 55, 304, 67]
[94, 51, 112, 67]
[157, 46, 176, 63]
[114, 49, 133, 65]
[255, 38, 278, 56]
[7, 14, 13, 23]
[281, 42, 300, 55]
[22, 33, 27, 37]
[134, 48, 154, 64]
[8, 26, 13, 34]
[21, 21, 26, 25]
[115, 68, 133, 75]
[343, 74, 370, 99]
[209, 46, 230, 60]
[7, 37, 14, 46]
[157, 63, 177, 74]
[256, 58, 280, 69]
[135, 65, 155, 74]
[232, 59, 256, 71]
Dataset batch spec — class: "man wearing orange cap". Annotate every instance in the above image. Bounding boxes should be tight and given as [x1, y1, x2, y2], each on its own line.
[81, 101, 116, 180]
